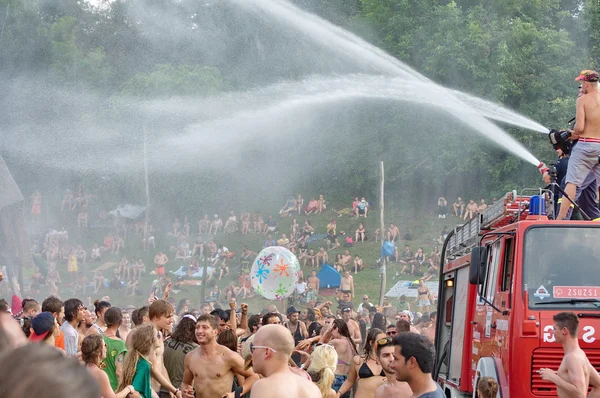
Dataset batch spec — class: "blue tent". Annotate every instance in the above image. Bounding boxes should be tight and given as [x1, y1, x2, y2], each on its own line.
[317, 264, 341, 288]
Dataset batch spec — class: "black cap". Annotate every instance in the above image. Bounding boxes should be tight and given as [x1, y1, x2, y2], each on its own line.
[287, 306, 300, 316]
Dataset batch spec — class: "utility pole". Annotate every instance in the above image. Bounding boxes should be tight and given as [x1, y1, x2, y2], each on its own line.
[378, 161, 386, 306]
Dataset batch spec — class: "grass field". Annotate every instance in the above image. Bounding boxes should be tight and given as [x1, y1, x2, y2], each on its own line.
[24, 204, 460, 312]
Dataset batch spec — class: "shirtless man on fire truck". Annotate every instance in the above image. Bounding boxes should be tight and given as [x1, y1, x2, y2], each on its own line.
[539, 312, 600, 398]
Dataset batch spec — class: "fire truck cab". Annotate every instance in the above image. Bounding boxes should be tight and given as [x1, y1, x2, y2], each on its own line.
[434, 192, 600, 397]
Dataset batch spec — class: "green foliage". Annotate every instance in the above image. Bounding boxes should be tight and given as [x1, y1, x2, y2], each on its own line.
[1, 0, 598, 206]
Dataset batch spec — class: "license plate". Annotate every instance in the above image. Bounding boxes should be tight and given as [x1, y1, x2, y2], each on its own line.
[553, 286, 600, 299]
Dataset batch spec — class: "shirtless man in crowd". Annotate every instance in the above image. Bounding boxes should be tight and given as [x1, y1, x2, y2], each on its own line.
[341, 308, 361, 345]
[249, 324, 320, 398]
[182, 314, 258, 398]
[339, 271, 354, 300]
[306, 271, 320, 302]
[539, 312, 600, 398]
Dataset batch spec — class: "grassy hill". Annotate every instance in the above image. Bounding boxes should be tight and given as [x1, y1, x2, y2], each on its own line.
[23, 204, 459, 312]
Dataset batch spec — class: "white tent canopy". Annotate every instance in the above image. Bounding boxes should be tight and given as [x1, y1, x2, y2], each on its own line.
[108, 204, 146, 220]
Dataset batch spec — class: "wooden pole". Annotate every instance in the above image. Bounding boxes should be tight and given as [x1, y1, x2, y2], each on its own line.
[378, 161, 386, 307]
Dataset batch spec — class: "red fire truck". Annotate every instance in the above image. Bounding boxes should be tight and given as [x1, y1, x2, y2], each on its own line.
[433, 192, 600, 397]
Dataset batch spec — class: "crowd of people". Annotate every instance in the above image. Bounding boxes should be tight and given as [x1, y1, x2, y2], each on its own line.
[16, 187, 444, 316]
[0, 289, 489, 398]
[0, 187, 466, 397]
[436, 196, 492, 220]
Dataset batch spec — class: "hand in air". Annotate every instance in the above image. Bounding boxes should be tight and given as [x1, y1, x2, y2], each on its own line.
[241, 303, 248, 314]
[296, 339, 312, 350]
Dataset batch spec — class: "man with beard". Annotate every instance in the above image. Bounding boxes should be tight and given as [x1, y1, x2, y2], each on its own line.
[249, 324, 320, 398]
[374, 337, 412, 398]
[181, 314, 258, 398]
[284, 306, 308, 365]
[390, 333, 444, 397]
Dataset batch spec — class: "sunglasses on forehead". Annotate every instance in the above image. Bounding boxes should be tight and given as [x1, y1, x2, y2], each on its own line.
[375, 337, 393, 350]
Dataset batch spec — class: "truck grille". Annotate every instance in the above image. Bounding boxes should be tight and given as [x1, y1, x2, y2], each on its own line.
[531, 348, 600, 395]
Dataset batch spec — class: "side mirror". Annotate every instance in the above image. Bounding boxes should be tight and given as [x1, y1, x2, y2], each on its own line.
[469, 246, 487, 285]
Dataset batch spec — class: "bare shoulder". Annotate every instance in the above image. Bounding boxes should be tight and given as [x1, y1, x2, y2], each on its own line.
[223, 345, 243, 365]
[249, 378, 269, 397]
[374, 383, 387, 398]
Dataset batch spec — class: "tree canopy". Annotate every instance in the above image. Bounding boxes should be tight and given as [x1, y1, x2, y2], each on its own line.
[1, 0, 597, 212]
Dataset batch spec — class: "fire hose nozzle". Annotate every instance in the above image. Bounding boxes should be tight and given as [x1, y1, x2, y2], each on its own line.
[537, 162, 549, 175]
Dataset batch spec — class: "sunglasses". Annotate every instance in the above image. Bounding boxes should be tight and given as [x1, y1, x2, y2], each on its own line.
[375, 337, 393, 350]
[250, 343, 277, 353]
[386, 331, 397, 336]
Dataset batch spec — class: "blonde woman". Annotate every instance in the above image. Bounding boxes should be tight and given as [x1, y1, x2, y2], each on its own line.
[307, 344, 338, 398]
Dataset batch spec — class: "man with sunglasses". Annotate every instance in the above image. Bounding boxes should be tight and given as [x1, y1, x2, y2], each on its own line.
[375, 337, 412, 398]
[250, 324, 320, 398]
[385, 324, 397, 337]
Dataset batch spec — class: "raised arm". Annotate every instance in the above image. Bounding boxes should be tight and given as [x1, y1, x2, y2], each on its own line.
[239, 303, 248, 331]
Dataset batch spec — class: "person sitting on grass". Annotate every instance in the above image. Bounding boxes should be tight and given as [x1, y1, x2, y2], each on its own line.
[218, 259, 229, 281]
[263, 215, 278, 235]
[355, 197, 368, 218]
[234, 271, 251, 299]
[277, 234, 290, 248]
[453, 196, 465, 217]
[387, 223, 400, 242]
[326, 231, 340, 250]
[355, 223, 366, 243]
[353, 255, 364, 274]
[399, 245, 415, 274]
[316, 247, 328, 267]
[305, 198, 319, 215]
[224, 210, 238, 233]
[305, 249, 317, 268]
[464, 199, 478, 220]
[478, 199, 488, 213]
[341, 250, 352, 269]
[279, 197, 297, 217]
[209, 214, 223, 235]
[414, 247, 427, 272]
